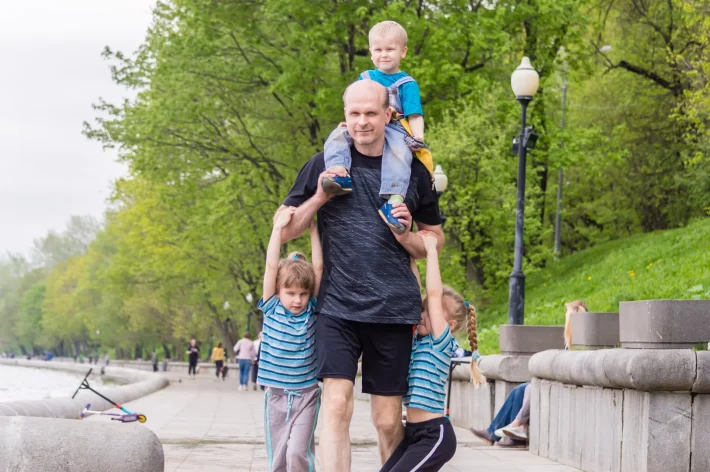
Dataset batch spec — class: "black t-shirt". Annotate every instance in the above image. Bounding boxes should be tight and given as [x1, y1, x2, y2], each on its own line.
[187, 345, 199, 363]
[284, 146, 441, 324]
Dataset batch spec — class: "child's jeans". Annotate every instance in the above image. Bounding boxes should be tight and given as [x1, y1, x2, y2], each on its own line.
[264, 384, 321, 472]
[324, 122, 413, 197]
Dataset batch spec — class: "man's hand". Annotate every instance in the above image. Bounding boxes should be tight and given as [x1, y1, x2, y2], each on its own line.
[417, 230, 438, 254]
[315, 169, 345, 203]
[390, 202, 413, 239]
[273, 206, 297, 229]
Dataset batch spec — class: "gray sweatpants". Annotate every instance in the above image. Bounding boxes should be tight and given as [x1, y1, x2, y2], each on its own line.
[264, 384, 321, 472]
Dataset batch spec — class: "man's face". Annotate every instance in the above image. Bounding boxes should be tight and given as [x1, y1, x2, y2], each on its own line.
[369, 35, 407, 74]
[344, 89, 391, 148]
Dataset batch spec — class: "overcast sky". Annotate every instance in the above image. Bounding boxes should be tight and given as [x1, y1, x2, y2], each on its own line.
[0, 0, 155, 256]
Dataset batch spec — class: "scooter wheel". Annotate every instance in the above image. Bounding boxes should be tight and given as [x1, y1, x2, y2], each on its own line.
[138, 414, 147, 423]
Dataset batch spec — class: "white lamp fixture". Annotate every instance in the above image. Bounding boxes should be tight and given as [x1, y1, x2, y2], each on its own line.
[511, 57, 540, 98]
[433, 165, 448, 194]
[246, 293, 253, 304]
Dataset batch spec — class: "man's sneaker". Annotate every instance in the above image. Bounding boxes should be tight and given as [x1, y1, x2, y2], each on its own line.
[378, 202, 406, 234]
[470, 428, 494, 446]
[322, 175, 353, 195]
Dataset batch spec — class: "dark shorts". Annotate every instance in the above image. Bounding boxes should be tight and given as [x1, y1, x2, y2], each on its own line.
[316, 314, 413, 396]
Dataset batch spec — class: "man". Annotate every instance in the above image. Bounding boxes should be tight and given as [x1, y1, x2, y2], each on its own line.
[186, 339, 199, 379]
[281, 80, 444, 471]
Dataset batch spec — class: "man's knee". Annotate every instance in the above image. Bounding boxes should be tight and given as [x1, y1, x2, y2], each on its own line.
[323, 379, 354, 424]
[370, 396, 403, 437]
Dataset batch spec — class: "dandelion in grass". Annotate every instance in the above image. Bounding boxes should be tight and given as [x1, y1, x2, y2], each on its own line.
[588, 276, 592, 281]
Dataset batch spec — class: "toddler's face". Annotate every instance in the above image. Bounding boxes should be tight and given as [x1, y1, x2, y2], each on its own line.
[369, 35, 407, 74]
[278, 284, 310, 315]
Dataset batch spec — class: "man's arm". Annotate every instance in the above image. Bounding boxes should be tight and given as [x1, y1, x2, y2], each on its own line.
[391, 202, 444, 259]
[281, 169, 341, 242]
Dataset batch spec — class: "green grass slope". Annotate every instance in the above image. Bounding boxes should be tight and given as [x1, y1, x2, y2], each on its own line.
[475, 217, 710, 354]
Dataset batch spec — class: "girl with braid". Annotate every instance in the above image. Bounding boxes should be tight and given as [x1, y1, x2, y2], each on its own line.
[380, 230, 483, 472]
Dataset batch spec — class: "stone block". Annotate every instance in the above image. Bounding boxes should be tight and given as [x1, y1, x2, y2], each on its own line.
[594, 388, 622, 472]
[621, 389, 649, 472]
[557, 384, 576, 468]
[548, 382, 562, 461]
[499, 325, 565, 355]
[620, 300, 710, 348]
[692, 351, 710, 393]
[478, 354, 533, 382]
[529, 377, 540, 455]
[494, 380, 522, 415]
[691, 394, 710, 472]
[0, 416, 163, 472]
[539, 379, 552, 458]
[646, 392, 692, 472]
[581, 386, 600, 472]
[447, 378, 494, 431]
[570, 312, 620, 349]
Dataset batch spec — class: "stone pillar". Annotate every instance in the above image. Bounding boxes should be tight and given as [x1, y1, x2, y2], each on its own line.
[570, 312, 619, 349]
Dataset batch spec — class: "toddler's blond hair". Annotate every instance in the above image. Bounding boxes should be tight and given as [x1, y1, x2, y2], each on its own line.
[369, 21, 408, 47]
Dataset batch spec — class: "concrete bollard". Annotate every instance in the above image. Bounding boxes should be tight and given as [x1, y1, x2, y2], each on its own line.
[0, 416, 163, 472]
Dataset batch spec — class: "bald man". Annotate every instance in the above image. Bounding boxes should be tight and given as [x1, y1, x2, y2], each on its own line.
[280, 80, 444, 471]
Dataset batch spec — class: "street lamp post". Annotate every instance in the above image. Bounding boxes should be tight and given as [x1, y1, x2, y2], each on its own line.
[508, 57, 540, 326]
[433, 165, 448, 226]
[245, 293, 254, 334]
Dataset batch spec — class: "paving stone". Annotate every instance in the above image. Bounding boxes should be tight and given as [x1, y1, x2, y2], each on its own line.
[93, 375, 581, 471]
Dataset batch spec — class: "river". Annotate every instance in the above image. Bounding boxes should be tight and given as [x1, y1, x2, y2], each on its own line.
[0, 363, 108, 402]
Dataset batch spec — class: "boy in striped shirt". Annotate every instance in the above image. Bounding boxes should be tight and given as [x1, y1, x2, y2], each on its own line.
[380, 231, 485, 472]
[258, 206, 323, 472]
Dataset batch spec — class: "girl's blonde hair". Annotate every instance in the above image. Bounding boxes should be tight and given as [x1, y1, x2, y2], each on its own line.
[440, 286, 486, 386]
[563, 300, 589, 349]
[277, 251, 316, 297]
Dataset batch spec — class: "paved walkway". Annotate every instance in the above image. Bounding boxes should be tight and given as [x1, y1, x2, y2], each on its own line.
[95, 372, 580, 472]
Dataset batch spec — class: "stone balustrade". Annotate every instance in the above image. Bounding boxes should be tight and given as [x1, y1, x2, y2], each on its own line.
[527, 300, 710, 472]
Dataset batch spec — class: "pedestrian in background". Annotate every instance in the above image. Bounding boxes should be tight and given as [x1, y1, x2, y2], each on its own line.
[233, 332, 256, 391]
[151, 351, 159, 372]
[186, 339, 200, 379]
[252, 331, 263, 391]
[211, 342, 226, 381]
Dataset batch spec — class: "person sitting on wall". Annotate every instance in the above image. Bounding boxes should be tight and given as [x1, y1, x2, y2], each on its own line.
[470, 300, 588, 448]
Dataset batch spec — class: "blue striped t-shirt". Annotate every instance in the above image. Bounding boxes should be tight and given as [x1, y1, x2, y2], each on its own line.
[403, 326, 459, 414]
[256, 295, 318, 389]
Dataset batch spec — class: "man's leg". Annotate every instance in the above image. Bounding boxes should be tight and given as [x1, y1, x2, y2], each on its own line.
[371, 394, 405, 464]
[315, 314, 362, 472]
[320, 378, 354, 471]
[360, 322, 413, 465]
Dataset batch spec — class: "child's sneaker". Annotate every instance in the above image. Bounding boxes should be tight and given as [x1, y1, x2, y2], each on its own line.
[378, 202, 406, 234]
[322, 175, 353, 195]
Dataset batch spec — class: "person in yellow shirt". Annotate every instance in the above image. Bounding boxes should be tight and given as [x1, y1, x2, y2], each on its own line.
[211, 342, 227, 381]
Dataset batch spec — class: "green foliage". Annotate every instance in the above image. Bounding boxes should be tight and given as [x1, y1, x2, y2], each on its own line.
[4, 0, 710, 358]
[477, 217, 710, 353]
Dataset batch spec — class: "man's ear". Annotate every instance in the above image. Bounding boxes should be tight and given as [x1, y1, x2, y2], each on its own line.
[385, 106, 392, 121]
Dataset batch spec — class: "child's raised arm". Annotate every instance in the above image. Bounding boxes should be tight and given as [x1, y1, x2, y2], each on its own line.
[418, 230, 447, 339]
[309, 219, 323, 296]
[263, 206, 297, 301]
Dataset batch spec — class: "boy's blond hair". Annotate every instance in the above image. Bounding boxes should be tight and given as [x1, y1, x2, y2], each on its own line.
[369, 21, 408, 47]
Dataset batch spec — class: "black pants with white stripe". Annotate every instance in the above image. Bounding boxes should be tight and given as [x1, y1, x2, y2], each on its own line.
[380, 416, 457, 472]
